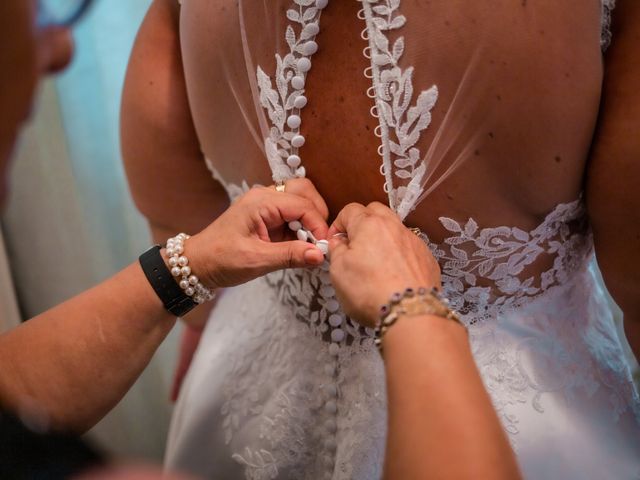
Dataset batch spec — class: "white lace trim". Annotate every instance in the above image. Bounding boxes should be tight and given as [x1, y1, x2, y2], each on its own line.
[256, 0, 326, 184]
[359, 0, 438, 220]
[601, 0, 616, 51]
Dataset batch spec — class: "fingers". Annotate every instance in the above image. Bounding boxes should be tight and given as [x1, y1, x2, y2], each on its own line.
[252, 188, 329, 240]
[256, 240, 325, 274]
[279, 178, 330, 221]
[328, 203, 368, 238]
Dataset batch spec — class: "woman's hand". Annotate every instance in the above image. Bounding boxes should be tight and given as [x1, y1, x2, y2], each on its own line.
[328, 202, 441, 328]
[187, 178, 330, 289]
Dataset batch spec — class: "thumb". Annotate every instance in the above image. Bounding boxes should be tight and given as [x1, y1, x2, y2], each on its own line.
[257, 240, 325, 273]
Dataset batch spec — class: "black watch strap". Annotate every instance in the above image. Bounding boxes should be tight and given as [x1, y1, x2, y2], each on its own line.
[139, 245, 197, 317]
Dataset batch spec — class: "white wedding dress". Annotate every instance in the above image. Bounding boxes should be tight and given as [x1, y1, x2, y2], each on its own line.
[165, 1, 640, 478]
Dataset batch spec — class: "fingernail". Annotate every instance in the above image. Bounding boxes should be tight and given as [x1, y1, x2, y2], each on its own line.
[304, 248, 323, 265]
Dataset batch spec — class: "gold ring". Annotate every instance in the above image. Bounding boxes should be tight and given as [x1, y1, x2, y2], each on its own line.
[408, 227, 422, 236]
[275, 183, 286, 193]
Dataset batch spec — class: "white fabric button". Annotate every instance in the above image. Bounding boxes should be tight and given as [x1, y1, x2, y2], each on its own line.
[295, 166, 306, 178]
[303, 41, 318, 55]
[324, 438, 337, 451]
[291, 135, 306, 148]
[288, 220, 302, 231]
[320, 285, 335, 298]
[329, 343, 340, 356]
[329, 314, 343, 327]
[324, 400, 337, 414]
[291, 75, 305, 90]
[297, 57, 312, 73]
[326, 299, 340, 312]
[325, 419, 337, 433]
[324, 383, 338, 397]
[316, 239, 329, 255]
[331, 328, 345, 343]
[316, 0, 328, 9]
[305, 22, 320, 36]
[297, 229, 309, 242]
[294, 95, 308, 109]
[287, 114, 301, 129]
[324, 364, 336, 376]
[287, 155, 301, 168]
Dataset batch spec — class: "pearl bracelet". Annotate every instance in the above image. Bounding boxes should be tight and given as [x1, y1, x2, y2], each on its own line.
[374, 287, 464, 352]
[165, 233, 215, 305]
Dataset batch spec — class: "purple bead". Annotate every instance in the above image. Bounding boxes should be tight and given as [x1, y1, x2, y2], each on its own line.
[417, 287, 427, 296]
[404, 287, 415, 297]
[379, 304, 390, 317]
[390, 292, 402, 304]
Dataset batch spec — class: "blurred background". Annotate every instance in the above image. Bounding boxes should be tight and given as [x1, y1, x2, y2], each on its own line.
[0, 0, 179, 462]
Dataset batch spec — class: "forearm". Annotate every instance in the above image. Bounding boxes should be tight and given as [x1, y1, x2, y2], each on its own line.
[382, 315, 520, 480]
[0, 261, 175, 433]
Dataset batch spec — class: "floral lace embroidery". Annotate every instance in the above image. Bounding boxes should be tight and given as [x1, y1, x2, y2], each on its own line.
[601, 0, 616, 51]
[427, 199, 592, 324]
[359, 0, 438, 220]
[256, 0, 326, 184]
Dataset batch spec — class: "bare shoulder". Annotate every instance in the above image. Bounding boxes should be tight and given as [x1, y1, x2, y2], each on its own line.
[121, 0, 229, 236]
[586, 0, 640, 323]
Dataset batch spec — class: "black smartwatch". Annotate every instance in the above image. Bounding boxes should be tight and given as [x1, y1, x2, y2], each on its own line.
[139, 245, 197, 317]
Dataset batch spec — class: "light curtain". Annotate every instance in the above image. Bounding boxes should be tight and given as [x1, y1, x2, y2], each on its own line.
[1, 0, 179, 461]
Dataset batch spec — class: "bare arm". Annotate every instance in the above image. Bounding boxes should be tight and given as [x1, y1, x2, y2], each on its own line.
[120, 0, 229, 393]
[0, 183, 328, 433]
[329, 203, 520, 480]
[587, 0, 640, 359]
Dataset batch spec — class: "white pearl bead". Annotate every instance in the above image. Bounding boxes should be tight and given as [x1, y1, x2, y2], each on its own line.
[295, 166, 306, 178]
[178, 256, 188, 266]
[297, 229, 309, 242]
[315, 240, 329, 255]
[168, 257, 179, 267]
[297, 57, 311, 73]
[287, 114, 301, 129]
[326, 299, 340, 313]
[179, 279, 190, 289]
[324, 400, 337, 414]
[287, 155, 301, 168]
[329, 343, 340, 356]
[294, 95, 308, 109]
[185, 287, 195, 296]
[291, 75, 305, 90]
[331, 328, 345, 343]
[303, 41, 318, 55]
[329, 314, 343, 327]
[288, 220, 302, 231]
[291, 135, 306, 148]
[188, 275, 199, 285]
[166, 248, 175, 257]
[171, 267, 182, 277]
[181, 266, 191, 276]
[193, 295, 204, 304]
[316, 0, 328, 9]
[174, 245, 184, 255]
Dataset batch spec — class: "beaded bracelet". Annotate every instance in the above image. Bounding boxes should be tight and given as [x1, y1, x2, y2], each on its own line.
[374, 287, 464, 352]
[165, 233, 216, 305]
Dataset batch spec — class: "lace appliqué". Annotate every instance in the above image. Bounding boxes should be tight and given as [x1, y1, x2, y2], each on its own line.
[256, 0, 325, 183]
[427, 199, 592, 324]
[601, 0, 616, 51]
[359, 0, 438, 220]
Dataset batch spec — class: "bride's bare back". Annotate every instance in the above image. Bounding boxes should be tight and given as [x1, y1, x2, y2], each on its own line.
[178, 0, 604, 235]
